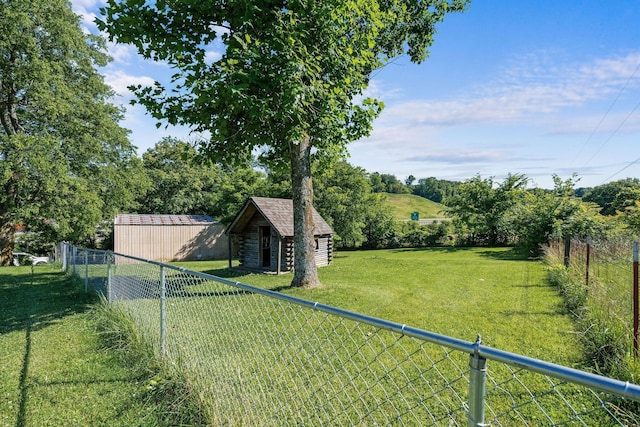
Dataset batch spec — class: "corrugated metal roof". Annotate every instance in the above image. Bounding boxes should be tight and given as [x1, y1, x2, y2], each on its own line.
[227, 197, 333, 237]
[115, 214, 216, 226]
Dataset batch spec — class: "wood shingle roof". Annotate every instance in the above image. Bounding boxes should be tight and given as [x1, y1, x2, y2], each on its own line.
[226, 197, 333, 237]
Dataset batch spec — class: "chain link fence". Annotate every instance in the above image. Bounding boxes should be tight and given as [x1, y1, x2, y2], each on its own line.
[62, 243, 640, 425]
[558, 237, 635, 335]
[546, 237, 640, 378]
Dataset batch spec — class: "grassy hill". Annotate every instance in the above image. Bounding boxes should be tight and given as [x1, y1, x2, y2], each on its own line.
[382, 192, 447, 220]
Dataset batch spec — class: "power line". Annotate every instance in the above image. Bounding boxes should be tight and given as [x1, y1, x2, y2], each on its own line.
[581, 60, 640, 167]
[601, 153, 640, 184]
[590, 98, 640, 181]
[598, 97, 640, 184]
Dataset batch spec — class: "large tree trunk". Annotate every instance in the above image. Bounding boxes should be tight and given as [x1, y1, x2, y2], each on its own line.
[289, 135, 320, 288]
[0, 216, 15, 266]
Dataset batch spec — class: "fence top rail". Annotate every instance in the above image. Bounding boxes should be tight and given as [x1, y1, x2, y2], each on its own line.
[70, 245, 640, 403]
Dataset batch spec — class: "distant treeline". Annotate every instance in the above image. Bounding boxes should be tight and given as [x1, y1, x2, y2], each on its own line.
[368, 172, 640, 217]
[15, 136, 640, 256]
[369, 173, 459, 204]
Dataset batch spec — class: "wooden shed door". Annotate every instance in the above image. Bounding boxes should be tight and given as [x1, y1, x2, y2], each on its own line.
[260, 226, 271, 268]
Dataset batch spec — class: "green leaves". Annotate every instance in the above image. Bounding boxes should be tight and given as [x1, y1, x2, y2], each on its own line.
[99, 0, 469, 282]
[0, 0, 145, 249]
[100, 0, 469, 169]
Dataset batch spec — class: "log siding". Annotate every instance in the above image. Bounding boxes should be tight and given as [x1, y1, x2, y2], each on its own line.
[226, 198, 333, 274]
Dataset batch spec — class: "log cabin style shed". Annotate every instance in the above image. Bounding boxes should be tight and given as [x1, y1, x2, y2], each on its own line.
[226, 197, 333, 274]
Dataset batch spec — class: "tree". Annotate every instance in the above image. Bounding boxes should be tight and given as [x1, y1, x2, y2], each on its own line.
[0, 0, 144, 263]
[500, 174, 607, 256]
[412, 177, 460, 203]
[369, 172, 410, 194]
[381, 173, 410, 194]
[140, 137, 224, 215]
[314, 161, 392, 248]
[444, 174, 527, 245]
[583, 178, 640, 216]
[99, 0, 468, 287]
[400, 221, 450, 248]
[362, 194, 398, 249]
[369, 172, 387, 193]
[141, 137, 273, 222]
[621, 201, 640, 236]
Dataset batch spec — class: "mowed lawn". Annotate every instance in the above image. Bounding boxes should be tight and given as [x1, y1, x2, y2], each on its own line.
[187, 247, 584, 367]
[0, 265, 172, 427]
[1, 247, 586, 425]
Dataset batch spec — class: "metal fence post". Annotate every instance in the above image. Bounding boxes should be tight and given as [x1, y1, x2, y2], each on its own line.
[585, 240, 591, 289]
[563, 237, 571, 268]
[62, 242, 67, 272]
[72, 246, 77, 278]
[468, 335, 488, 427]
[107, 252, 112, 303]
[160, 265, 167, 358]
[84, 250, 89, 292]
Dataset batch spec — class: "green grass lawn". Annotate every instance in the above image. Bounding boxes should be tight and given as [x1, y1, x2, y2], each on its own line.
[383, 193, 448, 220]
[129, 247, 600, 425]
[180, 247, 582, 365]
[2, 248, 597, 425]
[0, 264, 195, 427]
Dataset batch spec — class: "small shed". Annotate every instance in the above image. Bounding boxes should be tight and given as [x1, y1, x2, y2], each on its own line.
[114, 214, 228, 262]
[225, 197, 333, 274]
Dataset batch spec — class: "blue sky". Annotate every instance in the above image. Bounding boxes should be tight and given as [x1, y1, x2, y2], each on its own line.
[71, 0, 640, 189]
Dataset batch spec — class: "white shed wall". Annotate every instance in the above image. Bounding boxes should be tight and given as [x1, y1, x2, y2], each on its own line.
[114, 223, 228, 262]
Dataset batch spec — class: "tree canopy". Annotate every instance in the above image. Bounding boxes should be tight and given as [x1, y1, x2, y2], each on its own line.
[443, 174, 528, 246]
[0, 0, 145, 262]
[140, 137, 276, 223]
[99, 0, 468, 286]
[412, 177, 460, 203]
[582, 178, 640, 216]
[369, 172, 410, 194]
[314, 161, 393, 248]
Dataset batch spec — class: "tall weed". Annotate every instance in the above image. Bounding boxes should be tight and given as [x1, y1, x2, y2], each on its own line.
[90, 299, 208, 426]
[544, 240, 637, 382]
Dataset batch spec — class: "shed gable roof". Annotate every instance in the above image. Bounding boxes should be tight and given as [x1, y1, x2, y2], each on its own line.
[115, 214, 215, 226]
[226, 197, 333, 237]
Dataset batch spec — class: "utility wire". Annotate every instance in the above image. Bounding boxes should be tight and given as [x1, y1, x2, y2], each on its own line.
[598, 97, 640, 184]
[582, 60, 640, 167]
[601, 153, 640, 184]
[591, 98, 640, 180]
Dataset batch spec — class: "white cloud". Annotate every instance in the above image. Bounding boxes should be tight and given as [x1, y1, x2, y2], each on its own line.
[549, 109, 640, 135]
[378, 51, 640, 128]
[104, 40, 138, 64]
[70, 0, 105, 32]
[204, 49, 223, 65]
[348, 50, 640, 187]
[104, 70, 155, 100]
[71, 0, 103, 8]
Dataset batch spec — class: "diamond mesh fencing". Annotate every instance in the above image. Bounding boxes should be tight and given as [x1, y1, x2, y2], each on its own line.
[568, 238, 634, 337]
[62, 244, 640, 425]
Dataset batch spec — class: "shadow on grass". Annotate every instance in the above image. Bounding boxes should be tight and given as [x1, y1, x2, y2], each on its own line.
[390, 246, 466, 254]
[0, 266, 94, 335]
[476, 247, 532, 261]
[16, 321, 31, 427]
[0, 266, 94, 427]
[199, 267, 254, 280]
[387, 246, 533, 261]
[198, 267, 297, 293]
